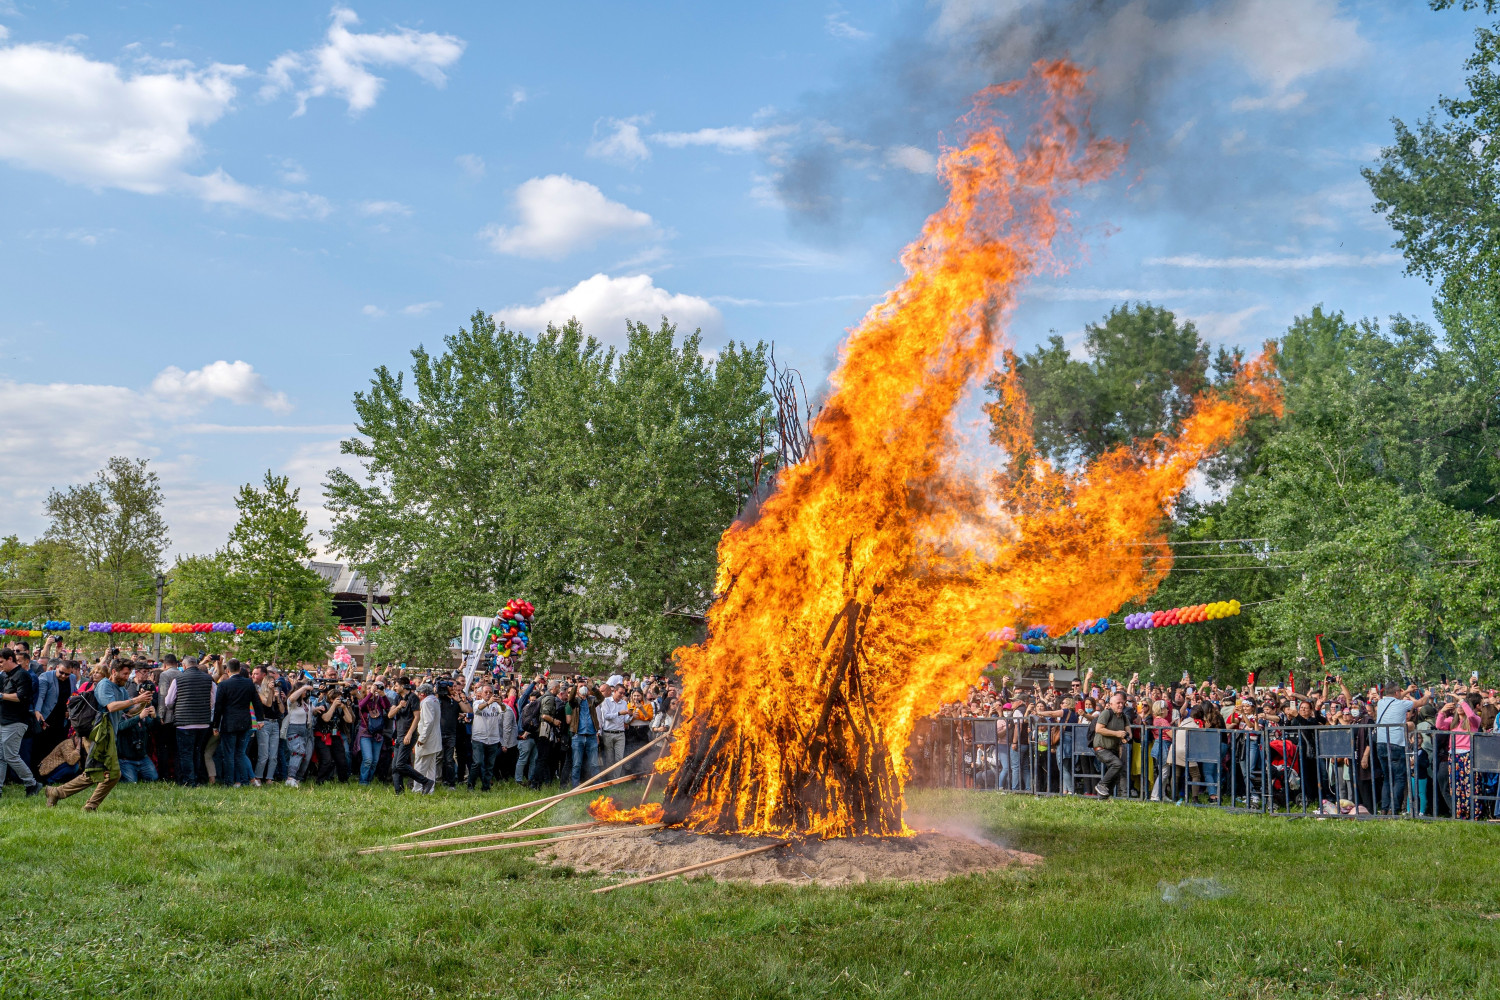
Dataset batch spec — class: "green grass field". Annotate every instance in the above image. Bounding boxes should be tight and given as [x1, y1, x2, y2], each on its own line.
[1, 780, 1495, 1000]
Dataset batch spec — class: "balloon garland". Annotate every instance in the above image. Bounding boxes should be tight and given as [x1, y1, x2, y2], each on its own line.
[1070, 617, 1110, 636]
[1, 629, 42, 637]
[87, 622, 238, 634]
[1124, 600, 1240, 630]
[491, 599, 535, 659]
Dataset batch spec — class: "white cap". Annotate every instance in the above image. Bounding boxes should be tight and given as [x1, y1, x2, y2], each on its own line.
[607, 673, 625, 687]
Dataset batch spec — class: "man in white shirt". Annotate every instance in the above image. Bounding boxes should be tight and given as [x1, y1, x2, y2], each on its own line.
[1373, 681, 1430, 815]
[467, 684, 503, 791]
[598, 683, 629, 770]
[413, 683, 441, 792]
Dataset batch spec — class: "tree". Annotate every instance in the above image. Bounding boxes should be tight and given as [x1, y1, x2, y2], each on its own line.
[999, 303, 1214, 467]
[0, 535, 66, 625]
[43, 457, 168, 633]
[167, 474, 336, 663]
[327, 310, 770, 670]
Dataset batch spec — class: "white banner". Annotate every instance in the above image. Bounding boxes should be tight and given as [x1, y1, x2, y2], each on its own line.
[461, 614, 493, 690]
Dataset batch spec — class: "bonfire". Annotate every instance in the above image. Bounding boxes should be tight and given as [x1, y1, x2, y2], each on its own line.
[594, 60, 1279, 845]
[375, 60, 1279, 886]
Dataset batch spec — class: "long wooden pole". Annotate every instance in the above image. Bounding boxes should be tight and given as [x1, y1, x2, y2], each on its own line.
[591, 840, 789, 894]
[399, 772, 640, 838]
[405, 823, 663, 860]
[505, 731, 671, 830]
[360, 821, 598, 854]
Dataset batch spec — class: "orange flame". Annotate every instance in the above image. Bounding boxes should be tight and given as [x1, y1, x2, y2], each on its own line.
[655, 61, 1280, 839]
[588, 796, 664, 825]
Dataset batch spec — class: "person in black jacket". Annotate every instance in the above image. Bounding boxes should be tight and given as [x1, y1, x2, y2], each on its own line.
[211, 659, 267, 787]
[0, 648, 42, 797]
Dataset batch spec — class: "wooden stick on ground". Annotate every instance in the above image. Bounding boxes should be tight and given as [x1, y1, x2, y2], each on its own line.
[400, 772, 640, 839]
[506, 731, 671, 830]
[359, 821, 599, 854]
[592, 840, 790, 894]
[405, 823, 663, 860]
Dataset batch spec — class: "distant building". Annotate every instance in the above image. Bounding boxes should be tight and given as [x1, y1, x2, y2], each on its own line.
[306, 561, 391, 667]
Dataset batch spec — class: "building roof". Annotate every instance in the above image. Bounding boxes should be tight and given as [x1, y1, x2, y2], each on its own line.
[306, 561, 393, 601]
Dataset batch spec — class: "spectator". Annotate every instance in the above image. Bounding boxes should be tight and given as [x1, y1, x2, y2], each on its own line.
[515, 687, 544, 789]
[598, 683, 628, 770]
[623, 688, 654, 772]
[566, 681, 601, 789]
[283, 676, 315, 787]
[468, 683, 503, 791]
[164, 655, 214, 787]
[32, 656, 74, 770]
[388, 678, 433, 795]
[154, 653, 181, 783]
[0, 648, 42, 797]
[1373, 682, 1430, 814]
[497, 686, 519, 783]
[252, 665, 286, 787]
[212, 659, 266, 788]
[356, 679, 390, 786]
[313, 684, 353, 783]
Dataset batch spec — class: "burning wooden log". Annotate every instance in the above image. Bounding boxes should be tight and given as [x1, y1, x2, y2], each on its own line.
[591, 839, 790, 893]
[659, 598, 903, 837]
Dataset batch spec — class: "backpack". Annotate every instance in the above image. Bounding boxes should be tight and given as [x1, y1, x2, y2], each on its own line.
[366, 709, 386, 735]
[66, 689, 101, 735]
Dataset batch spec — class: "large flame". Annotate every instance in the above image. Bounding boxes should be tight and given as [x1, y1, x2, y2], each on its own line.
[631, 61, 1279, 839]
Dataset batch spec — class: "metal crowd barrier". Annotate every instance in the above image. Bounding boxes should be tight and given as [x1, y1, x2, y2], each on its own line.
[906, 717, 1500, 822]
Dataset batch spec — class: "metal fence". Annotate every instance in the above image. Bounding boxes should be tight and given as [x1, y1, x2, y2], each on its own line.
[907, 717, 1500, 821]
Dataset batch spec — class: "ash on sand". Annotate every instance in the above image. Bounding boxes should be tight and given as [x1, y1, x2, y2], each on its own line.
[543, 828, 1040, 887]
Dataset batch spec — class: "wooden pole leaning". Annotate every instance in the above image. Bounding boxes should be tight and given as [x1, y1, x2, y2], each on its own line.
[591, 840, 790, 894]
[404, 823, 663, 860]
[505, 731, 672, 830]
[399, 772, 640, 839]
[359, 821, 599, 855]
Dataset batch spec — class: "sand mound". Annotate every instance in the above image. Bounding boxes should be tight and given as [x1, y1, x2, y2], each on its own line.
[542, 828, 1040, 886]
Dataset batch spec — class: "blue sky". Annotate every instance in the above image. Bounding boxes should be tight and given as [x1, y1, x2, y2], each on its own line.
[0, 1, 1482, 557]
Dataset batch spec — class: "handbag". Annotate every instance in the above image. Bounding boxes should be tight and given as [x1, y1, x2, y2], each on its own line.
[37, 733, 83, 777]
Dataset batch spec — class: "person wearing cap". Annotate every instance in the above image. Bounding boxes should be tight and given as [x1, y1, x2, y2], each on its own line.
[413, 683, 441, 792]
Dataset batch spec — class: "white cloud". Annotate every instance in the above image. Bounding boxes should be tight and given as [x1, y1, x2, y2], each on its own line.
[480, 174, 653, 258]
[260, 6, 464, 116]
[401, 300, 441, 316]
[0, 37, 331, 216]
[494, 273, 721, 341]
[276, 157, 309, 184]
[151, 360, 293, 414]
[456, 153, 485, 178]
[0, 373, 330, 555]
[885, 145, 937, 175]
[362, 304, 385, 317]
[826, 11, 871, 41]
[587, 116, 651, 164]
[1180, 0, 1365, 94]
[652, 125, 790, 153]
[1030, 286, 1219, 302]
[1147, 252, 1402, 271]
[359, 199, 411, 216]
[508, 86, 528, 113]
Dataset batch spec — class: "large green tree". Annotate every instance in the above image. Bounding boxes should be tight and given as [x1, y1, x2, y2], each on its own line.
[42, 456, 168, 636]
[326, 310, 769, 670]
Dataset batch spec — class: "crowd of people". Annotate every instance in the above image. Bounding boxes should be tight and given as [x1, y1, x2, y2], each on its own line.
[926, 667, 1500, 819]
[0, 635, 681, 812]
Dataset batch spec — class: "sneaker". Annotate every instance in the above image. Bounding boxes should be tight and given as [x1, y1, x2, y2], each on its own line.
[1094, 783, 1110, 797]
[251, 779, 261, 787]
[421, 780, 436, 795]
[25, 783, 41, 797]
[285, 778, 299, 788]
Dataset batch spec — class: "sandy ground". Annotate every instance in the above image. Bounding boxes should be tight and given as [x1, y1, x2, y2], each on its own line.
[542, 827, 1041, 886]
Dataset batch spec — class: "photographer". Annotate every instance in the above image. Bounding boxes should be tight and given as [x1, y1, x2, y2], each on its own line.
[282, 675, 315, 787]
[515, 688, 544, 788]
[48, 658, 151, 810]
[565, 680, 602, 789]
[1091, 690, 1132, 799]
[313, 683, 354, 783]
[467, 683, 503, 791]
[251, 665, 285, 787]
[436, 679, 464, 790]
[356, 679, 390, 786]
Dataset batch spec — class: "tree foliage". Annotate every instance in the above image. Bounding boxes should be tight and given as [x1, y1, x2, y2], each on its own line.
[325, 310, 769, 670]
[42, 457, 168, 633]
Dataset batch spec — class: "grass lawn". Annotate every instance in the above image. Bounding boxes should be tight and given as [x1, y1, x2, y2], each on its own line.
[1, 780, 1495, 1000]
